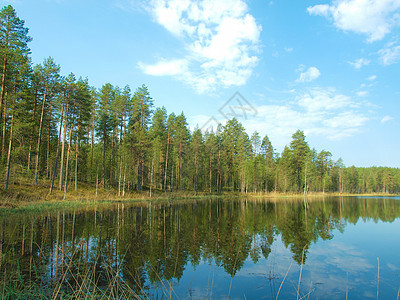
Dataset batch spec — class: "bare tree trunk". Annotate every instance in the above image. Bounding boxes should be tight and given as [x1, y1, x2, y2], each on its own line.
[137, 152, 142, 191]
[0, 31, 9, 158]
[96, 168, 99, 197]
[63, 121, 74, 200]
[34, 84, 48, 185]
[27, 89, 38, 172]
[150, 156, 154, 197]
[74, 120, 80, 191]
[217, 141, 221, 193]
[46, 105, 52, 178]
[27, 145, 32, 171]
[5, 112, 13, 190]
[122, 165, 126, 197]
[102, 131, 106, 189]
[49, 102, 64, 194]
[194, 150, 198, 192]
[118, 161, 122, 196]
[0, 56, 7, 128]
[209, 154, 212, 193]
[2, 95, 7, 158]
[59, 102, 69, 190]
[110, 128, 115, 187]
[179, 142, 182, 191]
[163, 132, 170, 191]
[90, 116, 94, 183]
[253, 152, 256, 193]
[304, 163, 307, 195]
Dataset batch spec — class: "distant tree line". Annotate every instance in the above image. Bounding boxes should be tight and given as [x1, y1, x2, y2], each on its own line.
[1, 5, 399, 195]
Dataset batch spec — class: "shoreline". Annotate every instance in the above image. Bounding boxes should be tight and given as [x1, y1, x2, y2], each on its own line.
[0, 182, 398, 216]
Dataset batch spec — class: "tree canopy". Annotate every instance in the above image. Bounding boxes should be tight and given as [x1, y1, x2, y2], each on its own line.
[1, 4, 399, 195]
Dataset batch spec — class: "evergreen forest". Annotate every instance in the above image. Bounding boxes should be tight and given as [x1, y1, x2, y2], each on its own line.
[1, 5, 399, 197]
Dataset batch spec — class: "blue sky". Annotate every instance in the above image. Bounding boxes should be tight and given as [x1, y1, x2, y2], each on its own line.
[3, 0, 400, 167]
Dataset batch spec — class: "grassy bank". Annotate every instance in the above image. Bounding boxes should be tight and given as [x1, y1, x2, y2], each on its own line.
[0, 182, 398, 216]
[0, 182, 229, 216]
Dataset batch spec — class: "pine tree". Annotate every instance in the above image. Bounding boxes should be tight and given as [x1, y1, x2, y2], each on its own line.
[204, 130, 217, 193]
[0, 5, 32, 158]
[261, 135, 274, 193]
[129, 84, 153, 191]
[173, 113, 190, 191]
[191, 128, 203, 192]
[150, 107, 167, 190]
[289, 130, 311, 192]
[96, 83, 115, 188]
[33, 57, 60, 184]
[250, 132, 261, 192]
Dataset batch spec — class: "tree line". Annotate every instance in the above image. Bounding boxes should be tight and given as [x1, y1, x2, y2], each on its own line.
[1, 5, 399, 196]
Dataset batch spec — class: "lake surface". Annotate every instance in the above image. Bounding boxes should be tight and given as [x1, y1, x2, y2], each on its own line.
[1, 196, 400, 299]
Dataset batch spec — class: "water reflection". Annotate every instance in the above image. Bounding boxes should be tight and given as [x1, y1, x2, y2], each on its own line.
[1, 197, 399, 298]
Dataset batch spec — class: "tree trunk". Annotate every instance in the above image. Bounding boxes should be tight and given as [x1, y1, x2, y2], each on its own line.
[34, 83, 48, 185]
[28, 88, 38, 171]
[46, 105, 52, 178]
[304, 163, 308, 195]
[209, 152, 212, 193]
[217, 141, 221, 194]
[179, 142, 182, 191]
[265, 153, 268, 193]
[122, 165, 126, 197]
[5, 112, 13, 190]
[163, 132, 170, 191]
[0, 56, 7, 127]
[49, 102, 65, 194]
[110, 128, 115, 186]
[253, 153, 257, 193]
[118, 161, 122, 196]
[74, 120, 80, 191]
[59, 102, 68, 190]
[232, 147, 235, 192]
[150, 156, 154, 197]
[90, 116, 95, 183]
[63, 121, 74, 200]
[194, 150, 198, 192]
[102, 130, 106, 189]
[0, 26, 9, 157]
[2, 95, 7, 158]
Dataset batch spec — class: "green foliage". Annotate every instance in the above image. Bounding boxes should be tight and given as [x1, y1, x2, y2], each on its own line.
[1, 4, 399, 196]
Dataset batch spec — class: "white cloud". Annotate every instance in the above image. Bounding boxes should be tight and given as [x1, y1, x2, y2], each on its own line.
[296, 66, 321, 82]
[140, 0, 262, 93]
[191, 87, 370, 148]
[308, 0, 400, 42]
[297, 88, 352, 111]
[356, 91, 368, 97]
[367, 75, 377, 81]
[378, 42, 400, 65]
[138, 59, 188, 76]
[381, 115, 394, 123]
[349, 58, 370, 69]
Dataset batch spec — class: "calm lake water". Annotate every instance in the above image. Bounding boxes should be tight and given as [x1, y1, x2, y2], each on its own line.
[1, 196, 400, 299]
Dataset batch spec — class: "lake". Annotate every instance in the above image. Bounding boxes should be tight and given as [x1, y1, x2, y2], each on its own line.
[1, 196, 400, 299]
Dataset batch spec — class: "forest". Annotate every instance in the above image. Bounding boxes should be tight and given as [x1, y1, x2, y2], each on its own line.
[1, 5, 400, 198]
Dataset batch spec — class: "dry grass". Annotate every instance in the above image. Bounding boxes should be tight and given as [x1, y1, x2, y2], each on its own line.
[1, 181, 398, 215]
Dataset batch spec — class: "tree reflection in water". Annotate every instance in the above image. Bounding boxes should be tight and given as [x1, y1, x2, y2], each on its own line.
[1, 196, 399, 298]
